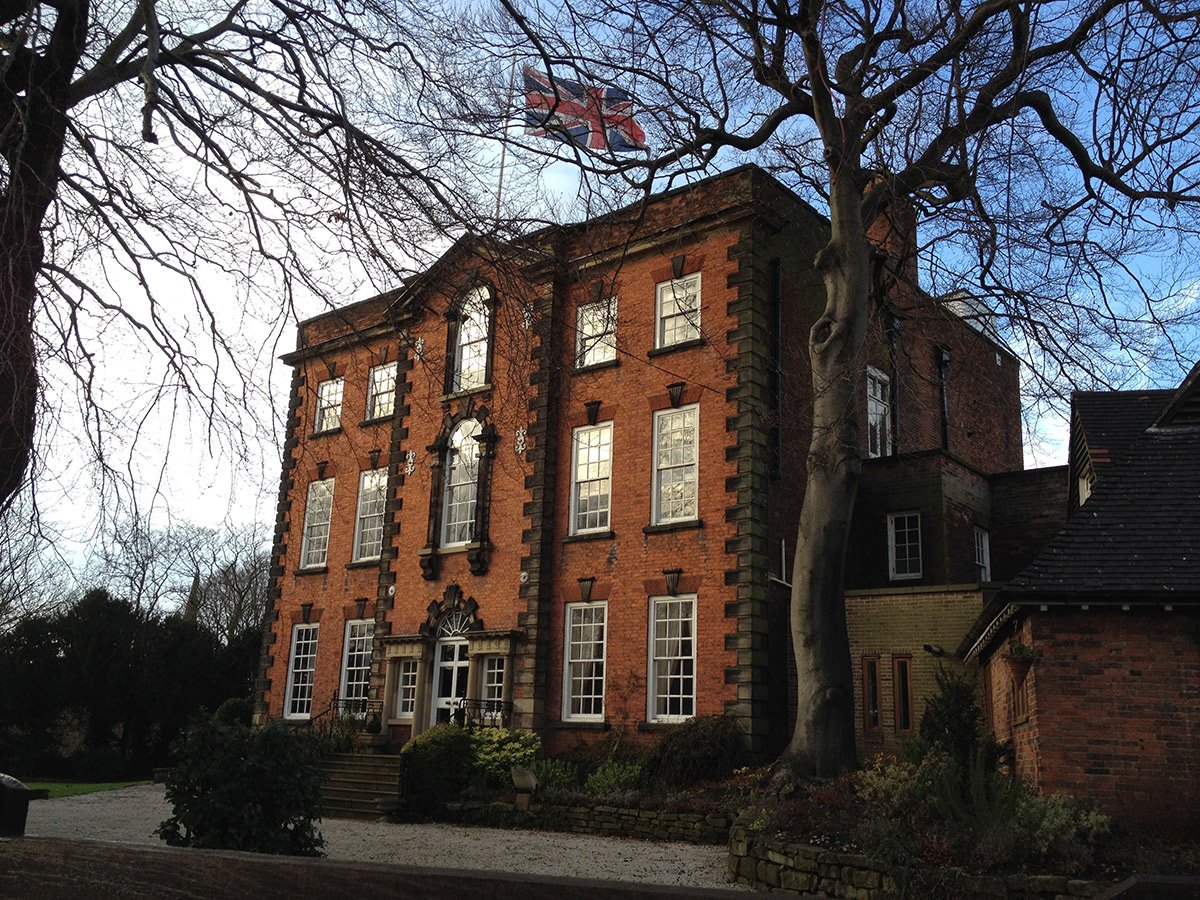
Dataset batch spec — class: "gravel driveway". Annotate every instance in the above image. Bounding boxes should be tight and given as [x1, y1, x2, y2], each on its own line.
[23, 785, 749, 892]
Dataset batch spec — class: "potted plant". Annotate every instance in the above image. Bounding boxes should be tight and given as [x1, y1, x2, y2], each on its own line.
[353, 712, 387, 752]
[1003, 638, 1042, 680]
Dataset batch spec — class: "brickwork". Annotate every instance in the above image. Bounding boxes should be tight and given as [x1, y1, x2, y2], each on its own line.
[988, 466, 1068, 582]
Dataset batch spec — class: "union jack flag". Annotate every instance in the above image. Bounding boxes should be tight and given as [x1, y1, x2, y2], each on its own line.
[523, 67, 648, 153]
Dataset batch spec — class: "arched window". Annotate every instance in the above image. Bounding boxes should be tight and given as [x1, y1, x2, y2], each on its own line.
[442, 419, 482, 546]
[451, 287, 491, 393]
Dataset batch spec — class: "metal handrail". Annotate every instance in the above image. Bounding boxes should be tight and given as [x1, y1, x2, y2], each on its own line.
[452, 698, 513, 728]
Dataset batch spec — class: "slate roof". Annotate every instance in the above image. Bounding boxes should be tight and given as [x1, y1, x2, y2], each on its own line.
[1073, 389, 1173, 474]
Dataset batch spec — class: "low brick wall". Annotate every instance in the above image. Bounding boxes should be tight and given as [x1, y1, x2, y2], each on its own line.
[447, 800, 730, 844]
[726, 827, 1104, 898]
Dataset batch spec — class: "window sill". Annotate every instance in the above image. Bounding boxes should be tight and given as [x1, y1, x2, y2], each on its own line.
[293, 566, 328, 577]
[573, 358, 620, 375]
[551, 719, 610, 731]
[637, 719, 692, 731]
[387, 716, 414, 726]
[888, 574, 923, 583]
[647, 337, 705, 358]
[309, 427, 343, 439]
[643, 519, 704, 535]
[563, 529, 616, 544]
[439, 384, 492, 403]
[345, 559, 381, 570]
[418, 542, 480, 557]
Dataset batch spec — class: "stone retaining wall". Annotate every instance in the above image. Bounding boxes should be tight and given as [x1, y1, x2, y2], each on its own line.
[446, 800, 730, 844]
[727, 827, 1103, 898]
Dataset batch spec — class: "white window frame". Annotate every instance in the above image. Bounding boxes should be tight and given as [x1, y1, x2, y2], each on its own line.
[576, 296, 618, 367]
[339, 619, 374, 714]
[314, 377, 344, 433]
[570, 422, 613, 534]
[395, 658, 418, 719]
[974, 526, 992, 582]
[365, 361, 398, 421]
[867, 367, 891, 458]
[300, 478, 335, 569]
[483, 656, 506, 704]
[888, 511, 923, 581]
[647, 595, 696, 723]
[285, 623, 320, 719]
[452, 287, 491, 393]
[353, 468, 388, 561]
[442, 419, 482, 547]
[563, 602, 607, 722]
[655, 273, 702, 348]
[652, 404, 699, 525]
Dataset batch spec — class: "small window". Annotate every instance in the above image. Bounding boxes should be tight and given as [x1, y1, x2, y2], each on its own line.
[366, 362, 398, 421]
[286, 623, 320, 719]
[340, 620, 374, 715]
[484, 656, 506, 704]
[395, 658, 418, 718]
[862, 656, 881, 730]
[314, 377, 344, 433]
[300, 478, 335, 569]
[648, 595, 695, 722]
[442, 420, 482, 546]
[1012, 668, 1030, 721]
[452, 287, 491, 393]
[1078, 472, 1094, 505]
[888, 511, 922, 581]
[576, 297, 617, 367]
[353, 469, 388, 561]
[564, 602, 607, 721]
[867, 367, 891, 458]
[652, 405, 699, 524]
[974, 527, 991, 582]
[655, 273, 701, 348]
[571, 423, 613, 534]
[893, 656, 913, 731]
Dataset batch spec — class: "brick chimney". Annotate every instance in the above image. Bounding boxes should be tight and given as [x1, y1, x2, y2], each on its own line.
[866, 197, 919, 292]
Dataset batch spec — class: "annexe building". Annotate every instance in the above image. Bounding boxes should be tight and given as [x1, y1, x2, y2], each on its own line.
[255, 166, 1035, 756]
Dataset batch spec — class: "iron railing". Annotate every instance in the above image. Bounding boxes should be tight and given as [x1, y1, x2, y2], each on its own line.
[451, 698, 513, 728]
[304, 692, 384, 738]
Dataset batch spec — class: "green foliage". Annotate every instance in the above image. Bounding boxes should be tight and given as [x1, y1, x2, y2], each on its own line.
[1014, 791, 1112, 864]
[399, 723, 475, 813]
[918, 665, 999, 781]
[584, 759, 643, 795]
[641, 715, 748, 788]
[157, 717, 324, 856]
[531, 757, 580, 790]
[213, 697, 253, 727]
[469, 728, 541, 786]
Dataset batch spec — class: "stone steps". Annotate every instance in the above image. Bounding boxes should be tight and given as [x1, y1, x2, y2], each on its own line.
[319, 752, 404, 821]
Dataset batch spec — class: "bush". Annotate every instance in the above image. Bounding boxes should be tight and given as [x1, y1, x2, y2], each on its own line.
[212, 697, 253, 727]
[641, 715, 748, 788]
[68, 746, 128, 781]
[585, 760, 643, 795]
[157, 717, 323, 855]
[399, 723, 475, 813]
[918, 666, 999, 780]
[469, 728, 541, 786]
[531, 757, 580, 790]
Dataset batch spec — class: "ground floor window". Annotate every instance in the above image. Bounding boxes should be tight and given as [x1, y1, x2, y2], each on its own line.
[893, 655, 913, 731]
[286, 623, 319, 719]
[340, 619, 374, 714]
[564, 602, 606, 721]
[395, 658, 418, 718]
[649, 596, 695, 722]
[862, 656, 881, 730]
[483, 656, 506, 704]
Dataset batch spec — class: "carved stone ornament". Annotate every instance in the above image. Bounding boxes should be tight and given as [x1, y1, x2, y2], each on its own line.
[413, 336, 425, 359]
[405, 449, 416, 476]
[514, 426, 527, 456]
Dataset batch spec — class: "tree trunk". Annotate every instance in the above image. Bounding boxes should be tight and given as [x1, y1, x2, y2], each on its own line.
[784, 174, 873, 776]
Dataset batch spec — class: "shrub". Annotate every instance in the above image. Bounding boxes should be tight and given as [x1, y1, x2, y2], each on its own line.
[919, 665, 994, 780]
[531, 757, 580, 790]
[1015, 791, 1111, 866]
[585, 760, 643, 795]
[469, 728, 541, 786]
[212, 697, 253, 727]
[399, 723, 475, 813]
[157, 718, 323, 855]
[641, 715, 748, 788]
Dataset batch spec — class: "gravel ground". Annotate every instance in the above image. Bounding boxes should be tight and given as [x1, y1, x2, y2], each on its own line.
[23, 785, 749, 891]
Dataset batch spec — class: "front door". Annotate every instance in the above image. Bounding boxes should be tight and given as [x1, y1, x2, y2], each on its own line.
[431, 637, 469, 725]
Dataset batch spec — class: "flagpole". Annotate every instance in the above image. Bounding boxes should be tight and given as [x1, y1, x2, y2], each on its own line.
[495, 56, 519, 222]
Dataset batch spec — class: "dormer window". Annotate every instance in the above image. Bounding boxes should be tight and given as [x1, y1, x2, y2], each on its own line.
[451, 287, 491, 393]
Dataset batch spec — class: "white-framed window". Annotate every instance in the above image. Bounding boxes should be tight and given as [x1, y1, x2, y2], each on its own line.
[314, 377, 344, 433]
[867, 367, 891, 458]
[570, 422, 613, 534]
[353, 468, 388, 561]
[576, 296, 618, 367]
[484, 656, 506, 703]
[652, 405, 699, 524]
[366, 362, 398, 421]
[655, 273, 701, 348]
[648, 595, 695, 722]
[888, 511, 922, 581]
[395, 658, 418, 718]
[300, 478, 335, 569]
[442, 419, 482, 546]
[563, 602, 606, 721]
[452, 287, 491, 393]
[974, 527, 992, 582]
[285, 623, 320, 719]
[340, 619, 374, 714]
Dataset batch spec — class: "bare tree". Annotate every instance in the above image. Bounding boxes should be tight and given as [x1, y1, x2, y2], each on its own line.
[450, 0, 1200, 774]
[0, 496, 75, 628]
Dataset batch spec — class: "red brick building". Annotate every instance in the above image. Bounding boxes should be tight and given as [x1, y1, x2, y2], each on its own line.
[256, 166, 1036, 757]
[962, 364, 1200, 828]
